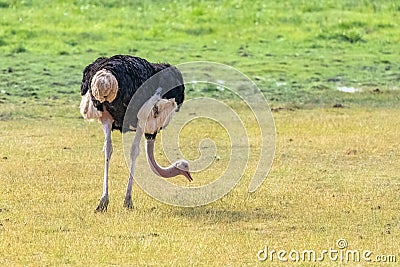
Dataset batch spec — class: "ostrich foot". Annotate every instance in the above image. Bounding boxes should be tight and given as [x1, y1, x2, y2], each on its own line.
[95, 195, 109, 212]
[123, 196, 133, 209]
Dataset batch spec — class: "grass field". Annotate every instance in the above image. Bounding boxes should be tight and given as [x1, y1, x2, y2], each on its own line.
[1, 0, 400, 266]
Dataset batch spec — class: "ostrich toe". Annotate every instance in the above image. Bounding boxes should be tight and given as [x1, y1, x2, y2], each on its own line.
[123, 196, 133, 209]
[95, 195, 109, 212]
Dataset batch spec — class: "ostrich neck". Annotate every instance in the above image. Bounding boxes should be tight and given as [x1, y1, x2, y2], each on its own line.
[146, 139, 180, 178]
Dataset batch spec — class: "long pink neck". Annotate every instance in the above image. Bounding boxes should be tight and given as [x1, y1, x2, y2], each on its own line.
[146, 139, 181, 178]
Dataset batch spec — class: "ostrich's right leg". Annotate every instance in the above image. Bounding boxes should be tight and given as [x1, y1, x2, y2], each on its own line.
[123, 125, 143, 209]
[96, 112, 113, 212]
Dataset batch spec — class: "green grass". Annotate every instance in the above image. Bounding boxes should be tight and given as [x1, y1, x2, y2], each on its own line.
[1, 0, 400, 108]
[0, 0, 399, 265]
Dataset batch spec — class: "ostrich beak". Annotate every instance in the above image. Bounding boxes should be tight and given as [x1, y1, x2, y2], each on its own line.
[183, 171, 193, 182]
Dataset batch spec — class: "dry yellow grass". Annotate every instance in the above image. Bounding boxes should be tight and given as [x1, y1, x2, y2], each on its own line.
[0, 104, 399, 266]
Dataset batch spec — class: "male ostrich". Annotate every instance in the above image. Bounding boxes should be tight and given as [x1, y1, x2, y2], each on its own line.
[79, 55, 192, 212]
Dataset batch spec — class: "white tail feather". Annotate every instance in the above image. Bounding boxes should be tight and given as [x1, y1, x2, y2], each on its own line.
[80, 92, 103, 121]
[91, 69, 118, 103]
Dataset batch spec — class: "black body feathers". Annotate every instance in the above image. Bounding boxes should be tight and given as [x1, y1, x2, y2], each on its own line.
[80, 55, 185, 132]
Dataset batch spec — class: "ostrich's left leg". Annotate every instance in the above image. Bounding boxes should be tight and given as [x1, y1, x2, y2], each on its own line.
[96, 112, 113, 212]
[123, 125, 143, 209]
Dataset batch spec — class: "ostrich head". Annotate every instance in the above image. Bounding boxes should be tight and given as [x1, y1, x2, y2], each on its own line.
[91, 69, 118, 103]
[173, 159, 193, 182]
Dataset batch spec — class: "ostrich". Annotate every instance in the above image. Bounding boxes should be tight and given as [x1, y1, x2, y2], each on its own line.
[79, 55, 192, 212]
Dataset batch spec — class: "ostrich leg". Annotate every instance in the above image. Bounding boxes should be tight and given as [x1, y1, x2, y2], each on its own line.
[96, 112, 113, 212]
[123, 125, 143, 209]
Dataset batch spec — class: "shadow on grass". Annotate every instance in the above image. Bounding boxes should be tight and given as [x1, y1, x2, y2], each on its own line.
[173, 207, 285, 224]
